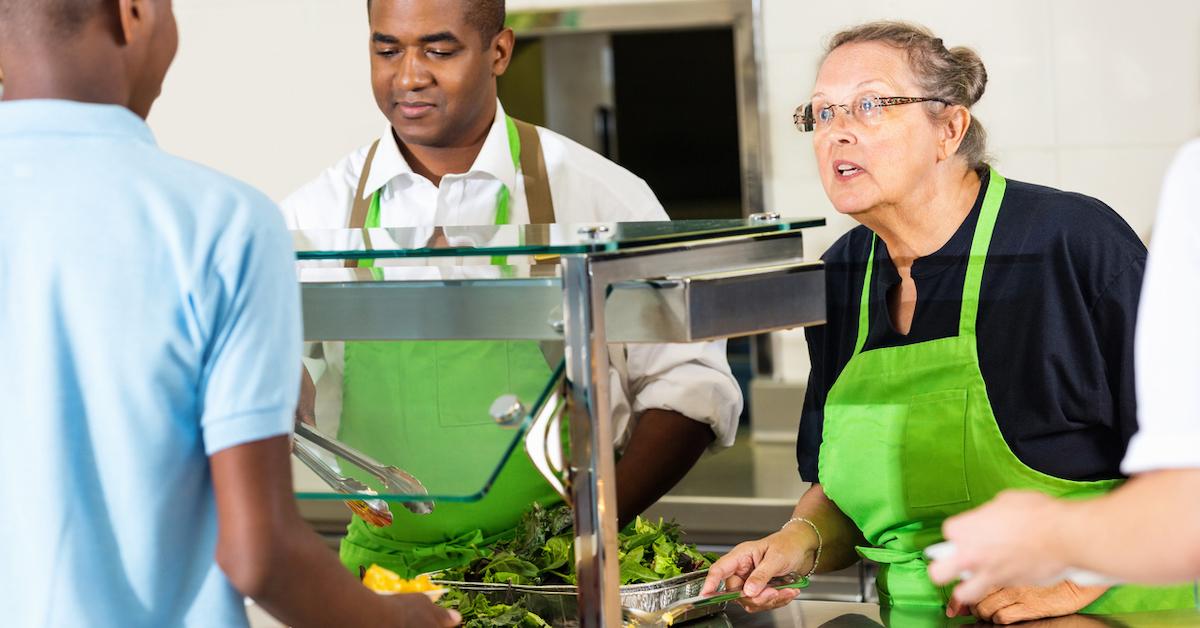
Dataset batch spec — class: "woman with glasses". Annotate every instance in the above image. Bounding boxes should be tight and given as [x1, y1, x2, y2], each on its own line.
[701, 21, 1195, 624]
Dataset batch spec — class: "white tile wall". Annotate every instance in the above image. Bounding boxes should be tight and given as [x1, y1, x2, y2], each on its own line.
[1050, 0, 1200, 148]
[151, 0, 381, 200]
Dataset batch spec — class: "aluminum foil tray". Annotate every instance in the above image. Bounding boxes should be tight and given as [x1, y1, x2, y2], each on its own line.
[432, 570, 725, 626]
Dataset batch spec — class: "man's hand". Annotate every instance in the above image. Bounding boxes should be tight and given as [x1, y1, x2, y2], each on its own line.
[699, 525, 815, 612]
[947, 582, 1107, 624]
[295, 366, 316, 427]
[929, 490, 1072, 604]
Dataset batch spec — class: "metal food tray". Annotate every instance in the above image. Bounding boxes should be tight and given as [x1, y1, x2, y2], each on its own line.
[432, 570, 725, 626]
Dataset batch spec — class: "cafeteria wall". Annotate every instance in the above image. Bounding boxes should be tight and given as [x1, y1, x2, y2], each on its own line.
[152, 0, 1200, 250]
[150, 0, 1198, 384]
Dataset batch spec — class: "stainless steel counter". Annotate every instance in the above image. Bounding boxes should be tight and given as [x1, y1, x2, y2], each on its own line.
[249, 597, 1200, 626]
[699, 600, 1200, 627]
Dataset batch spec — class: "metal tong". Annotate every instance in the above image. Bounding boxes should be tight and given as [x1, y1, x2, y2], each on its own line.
[293, 422, 434, 515]
[622, 576, 810, 626]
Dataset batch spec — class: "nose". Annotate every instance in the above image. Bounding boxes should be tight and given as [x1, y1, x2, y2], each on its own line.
[824, 113, 857, 145]
[395, 50, 432, 92]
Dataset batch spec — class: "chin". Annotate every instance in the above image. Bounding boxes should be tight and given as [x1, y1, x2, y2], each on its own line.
[390, 119, 442, 147]
[828, 194, 874, 216]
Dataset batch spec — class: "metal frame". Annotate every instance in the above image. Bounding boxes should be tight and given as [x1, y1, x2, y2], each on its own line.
[507, 0, 769, 219]
[559, 232, 820, 626]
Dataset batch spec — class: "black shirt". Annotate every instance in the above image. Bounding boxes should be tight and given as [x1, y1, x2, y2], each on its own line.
[797, 171, 1147, 483]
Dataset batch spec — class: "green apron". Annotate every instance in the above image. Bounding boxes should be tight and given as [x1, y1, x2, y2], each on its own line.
[818, 169, 1196, 615]
[337, 116, 563, 578]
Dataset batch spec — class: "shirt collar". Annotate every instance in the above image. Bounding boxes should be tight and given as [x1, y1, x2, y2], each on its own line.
[362, 99, 517, 199]
[0, 99, 155, 144]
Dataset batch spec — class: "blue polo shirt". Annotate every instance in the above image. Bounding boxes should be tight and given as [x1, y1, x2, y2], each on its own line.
[0, 100, 301, 627]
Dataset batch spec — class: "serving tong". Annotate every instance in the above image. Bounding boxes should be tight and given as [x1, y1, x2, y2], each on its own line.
[292, 422, 434, 519]
[622, 576, 809, 626]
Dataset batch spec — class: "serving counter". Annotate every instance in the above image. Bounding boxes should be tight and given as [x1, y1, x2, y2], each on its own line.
[291, 217, 828, 627]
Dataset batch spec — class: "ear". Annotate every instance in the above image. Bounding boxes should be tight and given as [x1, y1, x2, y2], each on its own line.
[938, 105, 972, 162]
[490, 28, 515, 77]
[115, 0, 153, 46]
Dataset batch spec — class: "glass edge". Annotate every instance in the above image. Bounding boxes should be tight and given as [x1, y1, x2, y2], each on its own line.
[293, 360, 566, 503]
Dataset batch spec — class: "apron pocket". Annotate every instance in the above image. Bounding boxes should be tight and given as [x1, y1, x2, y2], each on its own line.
[903, 389, 971, 508]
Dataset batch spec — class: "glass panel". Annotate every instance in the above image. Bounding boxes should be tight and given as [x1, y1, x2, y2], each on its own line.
[293, 217, 823, 261]
[293, 351, 563, 505]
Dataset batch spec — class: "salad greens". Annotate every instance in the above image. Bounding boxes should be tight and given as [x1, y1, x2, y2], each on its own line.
[440, 590, 551, 628]
[439, 504, 718, 587]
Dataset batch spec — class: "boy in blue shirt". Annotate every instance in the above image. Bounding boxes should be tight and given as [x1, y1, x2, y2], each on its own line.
[0, 1, 458, 626]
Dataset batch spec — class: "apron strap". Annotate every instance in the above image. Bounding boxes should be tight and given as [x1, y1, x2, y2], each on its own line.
[345, 139, 383, 269]
[345, 118, 555, 270]
[958, 167, 1007, 337]
[512, 118, 556, 224]
[854, 236, 877, 355]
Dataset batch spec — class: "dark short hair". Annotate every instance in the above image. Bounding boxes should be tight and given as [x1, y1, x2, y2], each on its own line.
[0, 0, 105, 36]
[367, 0, 506, 41]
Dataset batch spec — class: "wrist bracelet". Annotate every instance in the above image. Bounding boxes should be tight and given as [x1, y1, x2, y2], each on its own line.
[781, 517, 822, 578]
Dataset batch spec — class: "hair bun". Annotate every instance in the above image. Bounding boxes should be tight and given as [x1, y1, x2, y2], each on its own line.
[949, 46, 988, 106]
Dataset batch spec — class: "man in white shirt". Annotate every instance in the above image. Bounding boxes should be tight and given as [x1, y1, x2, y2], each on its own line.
[927, 140, 1200, 606]
[282, 0, 742, 578]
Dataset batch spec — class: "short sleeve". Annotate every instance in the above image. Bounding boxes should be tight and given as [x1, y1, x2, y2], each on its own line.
[198, 194, 302, 455]
[1123, 141, 1200, 474]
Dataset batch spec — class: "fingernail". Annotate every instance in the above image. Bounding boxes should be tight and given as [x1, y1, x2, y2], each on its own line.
[448, 610, 462, 623]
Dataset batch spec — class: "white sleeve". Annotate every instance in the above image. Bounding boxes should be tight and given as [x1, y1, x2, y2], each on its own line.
[622, 340, 744, 449]
[1122, 140, 1200, 474]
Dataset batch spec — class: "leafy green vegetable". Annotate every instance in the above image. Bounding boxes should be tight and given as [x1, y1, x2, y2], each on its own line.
[440, 590, 551, 628]
[441, 504, 713, 587]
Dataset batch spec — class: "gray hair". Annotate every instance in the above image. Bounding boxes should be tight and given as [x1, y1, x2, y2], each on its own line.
[825, 21, 989, 172]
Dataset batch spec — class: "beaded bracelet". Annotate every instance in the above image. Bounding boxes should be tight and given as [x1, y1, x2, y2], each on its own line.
[781, 517, 822, 578]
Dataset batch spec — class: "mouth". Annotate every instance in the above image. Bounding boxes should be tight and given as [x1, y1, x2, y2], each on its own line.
[833, 160, 866, 180]
[395, 101, 436, 118]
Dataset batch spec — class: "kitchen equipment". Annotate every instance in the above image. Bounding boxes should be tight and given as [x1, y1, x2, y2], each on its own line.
[294, 422, 434, 515]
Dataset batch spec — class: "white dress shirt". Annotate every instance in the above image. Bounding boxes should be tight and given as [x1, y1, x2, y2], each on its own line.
[281, 101, 743, 448]
[1122, 139, 1200, 474]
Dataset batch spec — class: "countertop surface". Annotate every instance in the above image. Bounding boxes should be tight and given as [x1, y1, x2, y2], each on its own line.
[702, 600, 1200, 627]
[249, 598, 1200, 627]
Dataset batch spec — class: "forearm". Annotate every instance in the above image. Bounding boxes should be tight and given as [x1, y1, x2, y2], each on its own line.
[1056, 470, 1200, 583]
[246, 521, 393, 627]
[791, 483, 866, 574]
[212, 437, 437, 627]
[615, 409, 714, 528]
[246, 523, 410, 624]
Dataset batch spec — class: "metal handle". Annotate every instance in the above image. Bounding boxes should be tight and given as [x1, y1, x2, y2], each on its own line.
[293, 438, 368, 493]
[523, 363, 571, 502]
[294, 423, 434, 514]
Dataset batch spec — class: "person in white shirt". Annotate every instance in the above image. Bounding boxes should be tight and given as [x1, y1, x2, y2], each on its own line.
[928, 140, 1200, 605]
[282, 0, 742, 578]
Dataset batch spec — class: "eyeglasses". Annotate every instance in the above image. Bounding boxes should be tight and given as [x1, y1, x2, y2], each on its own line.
[794, 95, 952, 132]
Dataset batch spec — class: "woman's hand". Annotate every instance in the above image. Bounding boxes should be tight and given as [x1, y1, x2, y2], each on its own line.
[946, 582, 1107, 624]
[700, 524, 816, 612]
[929, 490, 1072, 603]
